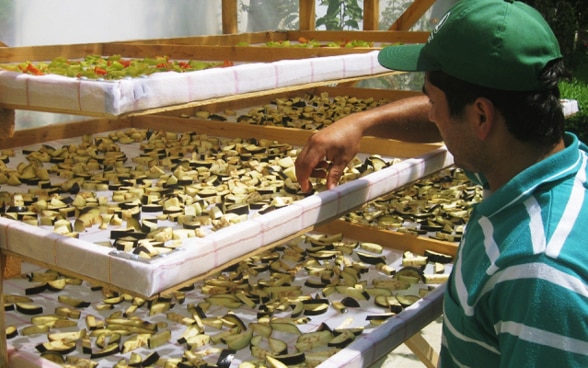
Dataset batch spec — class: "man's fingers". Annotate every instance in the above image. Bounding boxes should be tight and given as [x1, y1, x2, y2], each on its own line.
[325, 163, 345, 190]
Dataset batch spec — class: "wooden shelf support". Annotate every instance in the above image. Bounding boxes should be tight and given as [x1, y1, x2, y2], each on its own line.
[222, 0, 238, 34]
[0, 108, 15, 140]
[0, 254, 7, 368]
[404, 331, 440, 368]
[299, 0, 316, 31]
[363, 0, 380, 30]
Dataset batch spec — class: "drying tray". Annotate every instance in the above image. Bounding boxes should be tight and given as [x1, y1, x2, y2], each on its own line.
[0, 128, 453, 298]
[0, 51, 391, 118]
[4, 230, 449, 368]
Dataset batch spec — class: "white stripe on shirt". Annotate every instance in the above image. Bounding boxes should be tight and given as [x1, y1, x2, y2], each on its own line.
[495, 320, 588, 356]
[444, 314, 501, 355]
[524, 196, 546, 254]
[546, 154, 587, 258]
[453, 241, 475, 317]
[476, 262, 588, 304]
[478, 217, 500, 276]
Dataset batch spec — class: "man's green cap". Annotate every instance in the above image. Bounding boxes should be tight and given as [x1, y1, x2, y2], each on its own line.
[378, 0, 562, 91]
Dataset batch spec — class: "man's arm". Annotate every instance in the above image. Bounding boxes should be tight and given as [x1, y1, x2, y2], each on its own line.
[295, 95, 440, 191]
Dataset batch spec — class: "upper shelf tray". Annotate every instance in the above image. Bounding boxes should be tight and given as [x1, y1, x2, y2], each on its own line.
[0, 51, 392, 118]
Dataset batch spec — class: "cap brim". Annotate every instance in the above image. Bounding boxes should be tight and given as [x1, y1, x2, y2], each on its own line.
[377, 43, 436, 72]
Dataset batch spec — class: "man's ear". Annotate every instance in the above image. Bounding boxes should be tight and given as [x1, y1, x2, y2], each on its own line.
[473, 97, 495, 140]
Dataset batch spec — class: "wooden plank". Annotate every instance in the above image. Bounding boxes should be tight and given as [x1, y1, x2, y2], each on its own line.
[291, 30, 429, 43]
[0, 30, 428, 65]
[0, 43, 104, 63]
[103, 43, 379, 62]
[114, 32, 283, 46]
[0, 253, 7, 368]
[0, 118, 129, 149]
[299, 0, 316, 30]
[113, 30, 428, 47]
[405, 332, 440, 368]
[316, 220, 458, 257]
[363, 0, 380, 31]
[389, 0, 437, 31]
[0, 29, 429, 64]
[2, 256, 21, 279]
[0, 108, 15, 139]
[131, 114, 440, 158]
[0, 103, 117, 119]
[313, 86, 422, 100]
[132, 114, 315, 144]
[222, 0, 238, 34]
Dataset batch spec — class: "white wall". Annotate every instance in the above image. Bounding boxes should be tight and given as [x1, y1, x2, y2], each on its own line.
[12, 0, 221, 46]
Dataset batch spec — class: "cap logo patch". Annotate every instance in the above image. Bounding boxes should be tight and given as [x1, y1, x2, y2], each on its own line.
[428, 11, 451, 43]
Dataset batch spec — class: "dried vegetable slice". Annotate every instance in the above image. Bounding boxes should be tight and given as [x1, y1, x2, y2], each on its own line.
[5, 232, 452, 367]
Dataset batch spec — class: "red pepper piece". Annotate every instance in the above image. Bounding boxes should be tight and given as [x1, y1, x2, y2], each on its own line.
[94, 66, 108, 76]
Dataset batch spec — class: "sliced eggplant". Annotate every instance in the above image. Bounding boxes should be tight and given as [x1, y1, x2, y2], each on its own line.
[328, 328, 355, 348]
[5, 325, 18, 339]
[16, 302, 43, 315]
[25, 282, 48, 295]
[355, 251, 386, 265]
[394, 266, 425, 283]
[424, 249, 454, 264]
[90, 342, 120, 359]
[216, 349, 236, 368]
[35, 340, 76, 354]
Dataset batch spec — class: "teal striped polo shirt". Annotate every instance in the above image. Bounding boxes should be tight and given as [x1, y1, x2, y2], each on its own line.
[440, 132, 588, 367]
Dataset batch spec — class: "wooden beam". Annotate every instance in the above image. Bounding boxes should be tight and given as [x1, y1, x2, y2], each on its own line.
[299, 0, 316, 31]
[0, 118, 128, 150]
[405, 332, 440, 368]
[0, 43, 104, 63]
[0, 254, 7, 368]
[317, 220, 457, 256]
[291, 30, 429, 43]
[363, 0, 380, 31]
[0, 108, 14, 139]
[222, 0, 238, 34]
[389, 0, 437, 31]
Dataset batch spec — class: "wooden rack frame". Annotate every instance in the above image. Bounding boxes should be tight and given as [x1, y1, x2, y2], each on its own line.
[0, 1, 441, 366]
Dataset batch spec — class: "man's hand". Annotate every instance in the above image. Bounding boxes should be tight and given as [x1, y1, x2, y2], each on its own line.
[295, 117, 364, 192]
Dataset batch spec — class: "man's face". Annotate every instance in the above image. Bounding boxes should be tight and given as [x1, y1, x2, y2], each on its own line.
[423, 76, 482, 173]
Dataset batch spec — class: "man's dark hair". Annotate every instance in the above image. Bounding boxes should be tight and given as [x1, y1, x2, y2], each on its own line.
[428, 59, 570, 147]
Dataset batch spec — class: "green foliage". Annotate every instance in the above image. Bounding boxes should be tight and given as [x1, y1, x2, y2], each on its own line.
[379, 0, 432, 31]
[560, 78, 588, 143]
[316, 0, 363, 30]
[379, 1, 409, 30]
[523, 0, 586, 67]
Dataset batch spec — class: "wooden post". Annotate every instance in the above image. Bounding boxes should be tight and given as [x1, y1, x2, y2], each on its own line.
[389, 0, 437, 31]
[363, 0, 380, 31]
[299, 0, 316, 31]
[221, 0, 238, 34]
[0, 253, 7, 368]
[0, 108, 15, 140]
[405, 332, 440, 368]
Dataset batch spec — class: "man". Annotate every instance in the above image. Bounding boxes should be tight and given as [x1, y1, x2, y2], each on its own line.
[294, 0, 588, 366]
